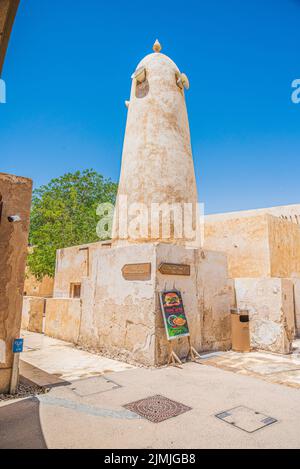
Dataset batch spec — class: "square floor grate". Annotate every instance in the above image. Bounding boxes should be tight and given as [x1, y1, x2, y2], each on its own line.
[216, 406, 277, 433]
[124, 395, 192, 423]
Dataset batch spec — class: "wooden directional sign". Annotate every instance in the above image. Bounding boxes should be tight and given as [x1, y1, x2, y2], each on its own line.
[158, 263, 191, 277]
[122, 263, 151, 281]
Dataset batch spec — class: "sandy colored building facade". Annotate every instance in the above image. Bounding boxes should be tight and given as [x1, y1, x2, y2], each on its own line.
[0, 173, 32, 393]
[204, 204, 300, 353]
[41, 42, 233, 366]
[23, 273, 54, 298]
[27, 43, 299, 364]
[204, 211, 300, 279]
[43, 202, 300, 361]
[45, 242, 232, 365]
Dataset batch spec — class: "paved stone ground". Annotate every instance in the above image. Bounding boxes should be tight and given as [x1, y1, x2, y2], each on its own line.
[198, 339, 300, 389]
[19, 330, 135, 386]
[0, 332, 300, 449]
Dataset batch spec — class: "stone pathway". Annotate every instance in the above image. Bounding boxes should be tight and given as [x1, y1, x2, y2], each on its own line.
[19, 331, 135, 387]
[199, 339, 300, 389]
[1, 333, 300, 448]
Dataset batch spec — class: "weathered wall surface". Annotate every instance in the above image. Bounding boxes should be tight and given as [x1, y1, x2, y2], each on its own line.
[293, 279, 300, 337]
[154, 245, 200, 365]
[53, 241, 110, 298]
[21, 297, 45, 333]
[268, 216, 300, 278]
[204, 215, 271, 278]
[79, 244, 157, 365]
[24, 273, 54, 298]
[205, 203, 300, 226]
[235, 278, 295, 354]
[112, 50, 198, 246]
[45, 298, 81, 344]
[0, 173, 32, 393]
[52, 243, 230, 366]
[197, 250, 232, 352]
[204, 214, 300, 280]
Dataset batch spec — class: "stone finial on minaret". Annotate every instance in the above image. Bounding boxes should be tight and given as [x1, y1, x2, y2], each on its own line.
[153, 39, 162, 53]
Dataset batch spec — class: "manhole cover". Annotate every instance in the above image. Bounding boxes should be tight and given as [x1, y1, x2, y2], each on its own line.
[216, 406, 277, 433]
[70, 377, 120, 396]
[124, 395, 191, 423]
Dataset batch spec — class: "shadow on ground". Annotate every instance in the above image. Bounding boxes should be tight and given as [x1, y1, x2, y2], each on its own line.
[0, 397, 47, 449]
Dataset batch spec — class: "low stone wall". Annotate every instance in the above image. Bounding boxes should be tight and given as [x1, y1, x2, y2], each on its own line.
[293, 279, 300, 337]
[45, 298, 81, 344]
[21, 296, 45, 333]
[77, 244, 232, 366]
[78, 244, 157, 366]
[24, 272, 54, 298]
[197, 250, 232, 353]
[235, 278, 295, 354]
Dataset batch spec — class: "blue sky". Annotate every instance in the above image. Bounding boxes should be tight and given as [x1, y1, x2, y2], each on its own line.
[0, 0, 299, 214]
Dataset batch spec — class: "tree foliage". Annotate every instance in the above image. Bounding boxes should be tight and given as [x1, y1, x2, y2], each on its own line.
[28, 169, 118, 279]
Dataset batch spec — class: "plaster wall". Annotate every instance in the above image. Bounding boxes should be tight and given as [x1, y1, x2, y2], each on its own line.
[205, 203, 300, 225]
[47, 242, 231, 366]
[21, 296, 45, 334]
[268, 216, 300, 278]
[235, 278, 295, 354]
[45, 298, 81, 344]
[24, 273, 54, 298]
[0, 173, 32, 393]
[204, 214, 300, 279]
[53, 241, 110, 298]
[204, 214, 271, 278]
[112, 52, 198, 246]
[197, 250, 232, 352]
[293, 279, 300, 337]
[78, 244, 157, 365]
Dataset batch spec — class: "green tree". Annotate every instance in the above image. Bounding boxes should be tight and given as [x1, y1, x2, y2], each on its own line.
[28, 169, 118, 279]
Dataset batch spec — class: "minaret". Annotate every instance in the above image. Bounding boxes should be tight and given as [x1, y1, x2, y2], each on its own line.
[112, 40, 199, 246]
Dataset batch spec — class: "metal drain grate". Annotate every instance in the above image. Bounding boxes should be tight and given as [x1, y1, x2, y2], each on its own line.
[124, 395, 191, 423]
[216, 406, 277, 433]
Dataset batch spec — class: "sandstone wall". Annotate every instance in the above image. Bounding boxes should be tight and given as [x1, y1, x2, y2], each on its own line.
[205, 203, 300, 226]
[204, 214, 300, 280]
[197, 250, 232, 352]
[204, 214, 271, 278]
[154, 245, 200, 365]
[0, 173, 32, 393]
[46, 241, 232, 365]
[53, 241, 110, 298]
[79, 244, 157, 365]
[21, 296, 45, 333]
[268, 216, 300, 278]
[112, 51, 198, 247]
[45, 298, 81, 344]
[235, 278, 295, 354]
[24, 273, 54, 298]
[293, 279, 300, 337]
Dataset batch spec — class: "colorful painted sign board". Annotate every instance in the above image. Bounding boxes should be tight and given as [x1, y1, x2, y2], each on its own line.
[159, 290, 190, 341]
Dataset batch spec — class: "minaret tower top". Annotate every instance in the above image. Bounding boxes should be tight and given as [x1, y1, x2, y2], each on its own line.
[112, 41, 198, 246]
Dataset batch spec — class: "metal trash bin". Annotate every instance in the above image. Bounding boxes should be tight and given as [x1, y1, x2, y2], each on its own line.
[231, 309, 251, 352]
